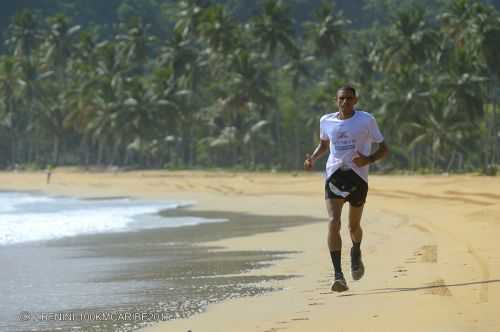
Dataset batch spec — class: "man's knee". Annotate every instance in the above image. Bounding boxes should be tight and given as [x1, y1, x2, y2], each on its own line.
[328, 218, 341, 234]
[349, 223, 361, 234]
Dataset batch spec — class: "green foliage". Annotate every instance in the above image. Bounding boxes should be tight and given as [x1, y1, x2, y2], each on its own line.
[0, 0, 499, 173]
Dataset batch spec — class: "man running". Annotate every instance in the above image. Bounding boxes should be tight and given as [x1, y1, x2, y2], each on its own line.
[304, 85, 389, 292]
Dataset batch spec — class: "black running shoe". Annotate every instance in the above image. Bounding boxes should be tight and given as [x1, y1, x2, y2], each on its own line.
[331, 272, 349, 292]
[351, 247, 365, 280]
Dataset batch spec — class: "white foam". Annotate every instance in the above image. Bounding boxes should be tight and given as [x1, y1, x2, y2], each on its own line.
[0, 192, 222, 246]
[0, 192, 55, 213]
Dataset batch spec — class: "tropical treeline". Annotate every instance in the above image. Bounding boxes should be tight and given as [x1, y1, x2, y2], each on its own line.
[0, 0, 499, 173]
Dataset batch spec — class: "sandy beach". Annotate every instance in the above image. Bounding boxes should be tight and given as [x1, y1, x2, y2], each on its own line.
[1, 169, 499, 332]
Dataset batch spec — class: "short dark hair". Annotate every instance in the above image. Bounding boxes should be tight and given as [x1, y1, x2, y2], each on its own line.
[337, 85, 356, 96]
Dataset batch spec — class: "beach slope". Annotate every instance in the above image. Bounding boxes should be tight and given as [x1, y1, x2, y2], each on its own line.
[1, 170, 499, 332]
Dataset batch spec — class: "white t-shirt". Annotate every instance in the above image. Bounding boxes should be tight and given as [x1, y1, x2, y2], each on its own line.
[319, 110, 384, 183]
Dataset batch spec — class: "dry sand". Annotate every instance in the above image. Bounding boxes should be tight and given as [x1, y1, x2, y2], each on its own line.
[1, 169, 499, 332]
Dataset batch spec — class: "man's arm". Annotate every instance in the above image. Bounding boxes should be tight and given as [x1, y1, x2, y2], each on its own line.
[352, 141, 389, 167]
[304, 139, 330, 170]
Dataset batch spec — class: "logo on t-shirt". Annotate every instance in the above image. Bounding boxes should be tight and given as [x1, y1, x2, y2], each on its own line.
[335, 131, 355, 151]
[337, 131, 349, 139]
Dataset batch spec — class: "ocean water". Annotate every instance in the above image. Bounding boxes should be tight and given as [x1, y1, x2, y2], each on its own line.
[0, 192, 224, 246]
[0, 191, 301, 332]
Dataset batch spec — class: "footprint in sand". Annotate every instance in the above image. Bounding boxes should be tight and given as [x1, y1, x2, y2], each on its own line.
[394, 190, 492, 206]
[444, 190, 500, 202]
[175, 184, 187, 190]
[220, 184, 240, 194]
[308, 302, 325, 306]
[393, 266, 408, 278]
[467, 244, 490, 303]
[205, 185, 225, 193]
[411, 224, 431, 233]
[414, 245, 438, 263]
[307, 295, 326, 306]
[425, 279, 452, 296]
[268, 317, 308, 332]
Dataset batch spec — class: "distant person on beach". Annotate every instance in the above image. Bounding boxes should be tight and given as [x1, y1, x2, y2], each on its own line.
[46, 164, 54, 184]
[304, 85, 389, 292]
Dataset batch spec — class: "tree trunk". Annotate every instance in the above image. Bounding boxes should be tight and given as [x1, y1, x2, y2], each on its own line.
[276, 111, 282, 167]
[250, 141, 256, 168]
[52, 135, 60, 166]
[292, 95, 301, 170]
[410, 147, 416, 171]
[79, 136, 90, 166]
[446, 150, 456, 172]
[10, 132, 17, 167]
[429, 145, 435, 172]
[293, 113, 300, 170]
[182, 122, 193, 167]
[33, 130, 40, 165]
[457, 152, 464, 171]
[109, 141, 120, 166]
[491, 78, 497, 165]
[97, 140, 105, 166]
[123, 149, 130, 166]
[28, 137, 34, 165]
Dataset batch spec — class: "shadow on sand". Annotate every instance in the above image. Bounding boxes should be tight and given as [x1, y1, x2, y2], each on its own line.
[334, 279, 500, 297]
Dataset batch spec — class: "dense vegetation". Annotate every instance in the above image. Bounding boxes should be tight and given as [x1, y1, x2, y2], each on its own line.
[1, 0, 499, 174]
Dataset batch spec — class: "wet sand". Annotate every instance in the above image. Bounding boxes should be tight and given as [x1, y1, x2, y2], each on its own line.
[1, 197, 322, 332]
[1, 169, 499, 332]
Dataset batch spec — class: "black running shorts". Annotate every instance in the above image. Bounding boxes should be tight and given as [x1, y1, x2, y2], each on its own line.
[325, 169, 368, 207]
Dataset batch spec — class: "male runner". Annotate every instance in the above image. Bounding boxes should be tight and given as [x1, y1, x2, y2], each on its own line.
[304, 85, 389, 292]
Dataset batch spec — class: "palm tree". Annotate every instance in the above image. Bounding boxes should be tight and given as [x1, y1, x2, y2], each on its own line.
[7, 9, 39, 59]
[172, 0, 209, 39]
[304, 0, 351, 61]
[199, 4, 239, 55]
[247, 0, 300, 166]
[438, 0, 500, 170]
[251, 0, 298, 59]
[282, 50, 314, 168]
[119, 76, 180, 166]
[5, 9, 42, 165]
[203, 48, 275, 166]
[0, 57, 22, 165]
[79, 40, 127, 165]
[475, 7, 500, 167]
[39, 14, 81, 165]
[404, 104, 474, 171]
[372, 5, 438, 74]
[367, 4, 462, 170]
[115, 17, 155, 75]
[157, 29, 209, 166]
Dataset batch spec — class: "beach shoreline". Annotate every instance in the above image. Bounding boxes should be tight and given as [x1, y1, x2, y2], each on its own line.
[1, 169, 499, 332]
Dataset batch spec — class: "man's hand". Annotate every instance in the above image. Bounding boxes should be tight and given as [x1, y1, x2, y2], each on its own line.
[304, 140, 329, 171]
[353, 142, 388, 167]
[304, 154, 314, 170]
[352, 151, 371, 167]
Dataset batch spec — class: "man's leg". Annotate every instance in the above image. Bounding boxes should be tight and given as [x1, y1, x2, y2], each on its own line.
[348, 204, 364, 245]
[348, 204, 365, 280]
[326, 198, 344, 251]
[326, 198, 348, 291]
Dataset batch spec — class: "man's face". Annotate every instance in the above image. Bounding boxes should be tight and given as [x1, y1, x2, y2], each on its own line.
[336, 89, 357, 113]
